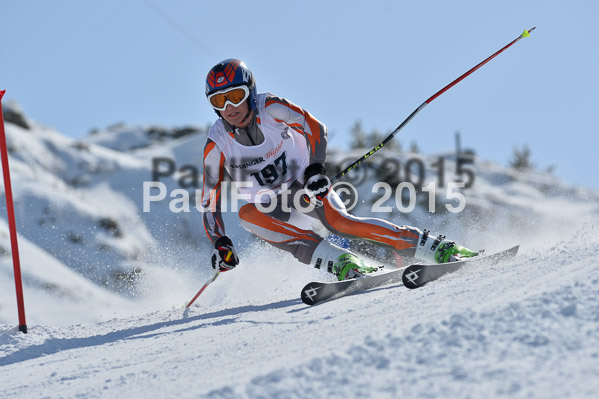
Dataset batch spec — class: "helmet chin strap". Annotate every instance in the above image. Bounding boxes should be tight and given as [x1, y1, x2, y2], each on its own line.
[239, 109, 252, 126]
[239, 97, 255, 126]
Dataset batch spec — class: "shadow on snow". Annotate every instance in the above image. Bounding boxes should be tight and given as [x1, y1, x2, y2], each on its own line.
[0, 298, 302, 367]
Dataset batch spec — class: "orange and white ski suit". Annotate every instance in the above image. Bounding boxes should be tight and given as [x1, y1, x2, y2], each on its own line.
[202, 93, 421, 263]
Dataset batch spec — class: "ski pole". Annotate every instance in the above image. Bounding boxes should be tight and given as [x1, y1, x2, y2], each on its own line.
[332, 27, 536, 183]
[185, 270, 220, 308]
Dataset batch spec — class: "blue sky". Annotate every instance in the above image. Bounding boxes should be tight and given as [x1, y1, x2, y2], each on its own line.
[2, 0, 598, 189]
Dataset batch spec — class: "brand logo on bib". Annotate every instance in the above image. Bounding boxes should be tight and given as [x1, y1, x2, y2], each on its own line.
[230, 157, 266, 169]
[265, 141, 284, 159]
[281, 127, 291, 140]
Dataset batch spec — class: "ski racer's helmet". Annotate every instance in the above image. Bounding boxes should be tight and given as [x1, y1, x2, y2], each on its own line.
[205, 59, 257, 113]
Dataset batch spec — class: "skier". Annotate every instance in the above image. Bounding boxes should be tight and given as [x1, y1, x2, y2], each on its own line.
[202, 59, 478, 280]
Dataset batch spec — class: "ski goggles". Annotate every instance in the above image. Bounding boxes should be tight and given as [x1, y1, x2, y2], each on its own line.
[207, 86, 250, 111]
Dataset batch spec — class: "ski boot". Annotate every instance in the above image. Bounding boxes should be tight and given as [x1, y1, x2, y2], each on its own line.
[310, 240, 378, 281]
[415, 230, 479, 264]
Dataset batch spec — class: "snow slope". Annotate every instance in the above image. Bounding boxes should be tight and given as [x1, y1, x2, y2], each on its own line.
[1, 103, 599, 398]
[0, 108, 213, 326]
[1, 223, 598, 398]
[0, 220, 134, 326]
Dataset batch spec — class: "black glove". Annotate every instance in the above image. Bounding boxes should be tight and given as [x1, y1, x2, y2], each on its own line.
[303, 163, 331, 207]
[211, 236, 239, 272]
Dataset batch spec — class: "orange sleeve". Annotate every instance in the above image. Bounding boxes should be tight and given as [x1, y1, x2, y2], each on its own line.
[201, 138, 226, 244]
[265, 96, 328, 166]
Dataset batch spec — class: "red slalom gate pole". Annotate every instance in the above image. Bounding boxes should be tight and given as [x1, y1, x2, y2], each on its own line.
[0, 90, 27, 334]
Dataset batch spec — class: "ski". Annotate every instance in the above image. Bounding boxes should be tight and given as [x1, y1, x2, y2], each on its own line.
[300, 246, 519, 305]
[402, 245, 519, 289]
[301, 267, 405, 306]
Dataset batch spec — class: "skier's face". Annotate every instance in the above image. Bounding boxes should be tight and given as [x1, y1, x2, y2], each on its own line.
[221, 100, 252, 128]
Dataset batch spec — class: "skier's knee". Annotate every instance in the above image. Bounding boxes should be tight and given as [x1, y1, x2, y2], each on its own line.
[323, 212, 351, 235]
[238, 203, 257, 223]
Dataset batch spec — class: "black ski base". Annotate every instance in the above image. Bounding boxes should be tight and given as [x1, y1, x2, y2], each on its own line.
[300, 246, 519, 305]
